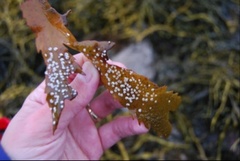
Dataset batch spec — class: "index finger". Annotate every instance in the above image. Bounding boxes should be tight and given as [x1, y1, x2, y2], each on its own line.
[89, 90, 123, 118]
[88, 59, 127, 118]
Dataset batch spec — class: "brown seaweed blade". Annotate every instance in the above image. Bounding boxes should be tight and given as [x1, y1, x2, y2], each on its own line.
[21, 0, 181, 137]
[70, 41, 181, 137]
[21, 0, 83, 132]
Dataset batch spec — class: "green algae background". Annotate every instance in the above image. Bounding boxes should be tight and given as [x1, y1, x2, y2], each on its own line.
[0, 0, 239, 160]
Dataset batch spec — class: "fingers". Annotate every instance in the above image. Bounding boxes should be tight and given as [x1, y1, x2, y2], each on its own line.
[89, 91, 123, 118]
[74, 52, 89, 66]
[69, 61, 99, 106]
[99, 116, 149, 150]
[107, 59, 126, 69]
[68, 53, 90, 82]
[57, 60, 100, 130]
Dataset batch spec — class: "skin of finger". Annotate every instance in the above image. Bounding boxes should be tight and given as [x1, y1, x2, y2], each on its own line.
[89, 90, 123, 118]
[107, 59, 127, 69]
[65, 107, 104, 160]
[99, 116, 149, 150]
[68, 53, 90, 82]
[74, 53, 89, 66]
[27, 80, 47, 106]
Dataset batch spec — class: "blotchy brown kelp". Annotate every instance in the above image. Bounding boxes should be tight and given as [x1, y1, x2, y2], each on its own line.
[21, 0, 181, 137]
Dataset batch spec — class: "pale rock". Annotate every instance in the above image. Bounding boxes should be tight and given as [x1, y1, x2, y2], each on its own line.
[110, 41, 156, 80]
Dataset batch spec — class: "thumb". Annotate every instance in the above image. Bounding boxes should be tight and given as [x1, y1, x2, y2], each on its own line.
[57, 61, 100, 130]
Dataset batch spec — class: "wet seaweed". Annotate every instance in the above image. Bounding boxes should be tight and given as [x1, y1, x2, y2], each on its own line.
[0, 0, 239, 160]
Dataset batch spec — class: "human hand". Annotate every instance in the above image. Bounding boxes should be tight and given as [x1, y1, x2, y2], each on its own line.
[1, 53, 148, 160]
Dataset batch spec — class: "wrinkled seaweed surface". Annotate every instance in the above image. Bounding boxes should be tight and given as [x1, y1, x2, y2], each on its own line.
[0, 0, 239, 160]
